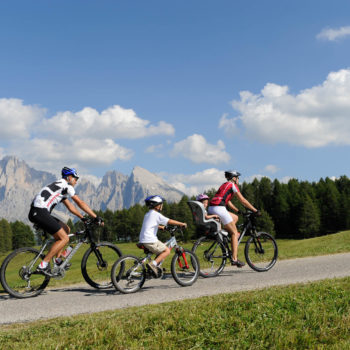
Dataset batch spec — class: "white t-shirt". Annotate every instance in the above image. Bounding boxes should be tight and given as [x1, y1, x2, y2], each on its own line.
[139, 210, 169, 243]
[32, 178, 76, 213]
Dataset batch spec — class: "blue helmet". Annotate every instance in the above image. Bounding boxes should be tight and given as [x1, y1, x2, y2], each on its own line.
[61, 167, 79, 179]
[145, 195, 165, 208]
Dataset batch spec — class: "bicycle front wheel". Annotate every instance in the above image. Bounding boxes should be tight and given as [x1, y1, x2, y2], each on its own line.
[244, 232, 278, 272]
[192, 236, 227, 278]
[111, 255, 146, 294]
[81, 242, 122, 289]
[171, 248, 199, 287]
[0, 247, 50, 298]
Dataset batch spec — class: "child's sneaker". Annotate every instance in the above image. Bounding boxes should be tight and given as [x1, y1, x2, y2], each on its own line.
[146, 262, 160, 277]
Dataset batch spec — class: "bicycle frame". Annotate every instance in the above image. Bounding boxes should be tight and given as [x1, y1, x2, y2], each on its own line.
[137, 228, 190, 274]
[215, 212, 257, 258]
[33, 221, 95, 278]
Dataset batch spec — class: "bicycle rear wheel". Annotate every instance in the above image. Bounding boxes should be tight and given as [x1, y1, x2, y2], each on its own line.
[244, 232, 278, 272]
[81, 242, 122, 289]
[0, 247, 50, 298]
[192, 236, 227, 277]
[171, 248, 199, 287]
[111, 255, 146, 294]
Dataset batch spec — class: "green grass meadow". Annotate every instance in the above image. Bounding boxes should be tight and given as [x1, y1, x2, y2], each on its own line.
[0, 277, 349, 349]
[0, 230, 349, 349]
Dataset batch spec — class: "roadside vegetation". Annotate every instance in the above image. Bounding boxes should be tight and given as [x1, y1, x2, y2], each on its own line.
[1, 277, 349, 349]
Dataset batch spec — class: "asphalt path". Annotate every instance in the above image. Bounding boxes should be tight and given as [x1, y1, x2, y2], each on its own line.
[1, 253, 349, 325]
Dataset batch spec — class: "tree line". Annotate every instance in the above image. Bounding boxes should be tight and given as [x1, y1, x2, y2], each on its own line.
[0, 220, 35, 253]
[94, 175, 350, 241]
[1, 175, 350, 252]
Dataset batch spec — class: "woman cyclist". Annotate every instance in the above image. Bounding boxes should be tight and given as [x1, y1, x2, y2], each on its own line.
[208, 170, 260, 267]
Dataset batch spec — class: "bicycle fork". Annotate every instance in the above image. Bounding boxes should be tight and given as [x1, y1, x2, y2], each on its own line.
[175, 248, 190, 269]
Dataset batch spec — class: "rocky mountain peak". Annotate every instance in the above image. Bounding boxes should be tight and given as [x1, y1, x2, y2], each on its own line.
[0, 157, 184, 223]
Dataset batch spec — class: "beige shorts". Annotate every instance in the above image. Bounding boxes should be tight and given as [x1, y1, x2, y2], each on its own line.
[142, 240, 167, 255]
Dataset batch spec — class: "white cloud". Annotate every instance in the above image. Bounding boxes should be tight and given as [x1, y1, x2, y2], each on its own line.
[10, 137, 133, 173]
[0, 101, 175, 171]
[317, 26, 350, 41]
[0, 98, 45, 140]
[218, 113, 240, 137]
[225, 68, 350, 148]
[172, 134, 230, 164]
[160, 168, 225, 196]
[41, 105, 175, 140]
[145, 144, 164, 153]
[264, 164, 279, 174]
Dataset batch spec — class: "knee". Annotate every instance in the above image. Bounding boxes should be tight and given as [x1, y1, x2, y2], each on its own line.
[63, 235, 70, 245]
[164, 247, 171, 257]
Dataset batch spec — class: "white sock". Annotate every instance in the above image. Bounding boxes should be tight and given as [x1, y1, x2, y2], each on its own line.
[40, 261, 48, 268]
[152, 260, 158, 267]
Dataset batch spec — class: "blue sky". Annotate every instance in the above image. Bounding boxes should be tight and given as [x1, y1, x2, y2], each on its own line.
[1, 1, 350, 195]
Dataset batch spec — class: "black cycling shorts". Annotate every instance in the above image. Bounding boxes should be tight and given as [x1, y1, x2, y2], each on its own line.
[28, 206, 62, 235]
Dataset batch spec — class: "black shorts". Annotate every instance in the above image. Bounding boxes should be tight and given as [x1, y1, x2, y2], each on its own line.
[28, 206, 62, 235]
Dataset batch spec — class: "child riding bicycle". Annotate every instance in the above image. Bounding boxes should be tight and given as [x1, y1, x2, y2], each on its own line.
[139, 195, 187, 276]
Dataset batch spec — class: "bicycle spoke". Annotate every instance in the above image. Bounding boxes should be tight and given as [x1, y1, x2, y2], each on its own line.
[192, 237, 226, 277]
[81, 243, 122, 289]
[1, 248, 50, 298]
[244, 232, 278, 272]
[171, 249, 199, 286]
[111, 255, 145, 294]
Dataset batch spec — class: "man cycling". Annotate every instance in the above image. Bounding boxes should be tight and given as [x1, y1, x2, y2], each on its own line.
[208, 170, 260, 267]
[28, 167, 103, 275]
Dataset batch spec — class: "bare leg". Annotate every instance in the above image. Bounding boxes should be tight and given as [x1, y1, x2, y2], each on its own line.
[155, 247, 171, 265]
[43, 228, 69, 263]
[55, 223, 70, 259]
[224, 213, 240, 261]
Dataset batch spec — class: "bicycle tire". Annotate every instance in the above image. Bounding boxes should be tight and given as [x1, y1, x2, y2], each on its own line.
[244, 232, 278, 272]
[171, 248, 199, 287]
[111, 255, 146, 294]
[0, 247, 50, 298]
[81, 242, 122, 289]
[192, 236, 227, 278]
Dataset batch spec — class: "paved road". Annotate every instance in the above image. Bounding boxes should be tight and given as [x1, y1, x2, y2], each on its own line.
[1, 253, 349, 325]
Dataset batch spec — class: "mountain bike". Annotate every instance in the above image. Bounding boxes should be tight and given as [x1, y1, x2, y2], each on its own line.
[192, 210, 278, 277]
[0, 219, 122, 298]
[111, 226, 200, 294]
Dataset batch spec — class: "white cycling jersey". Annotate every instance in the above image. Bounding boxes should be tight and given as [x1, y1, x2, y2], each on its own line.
[32, 178, 75, 212]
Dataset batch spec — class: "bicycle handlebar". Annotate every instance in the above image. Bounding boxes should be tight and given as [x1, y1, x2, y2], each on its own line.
[164, 225, 184, 237]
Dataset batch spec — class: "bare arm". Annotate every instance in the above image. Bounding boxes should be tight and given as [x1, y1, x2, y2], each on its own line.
[235, 192, 257, 212]
[70, 195, 97, 218]
[167, 219, 187, 229]
[205, 214, 220, 221]
[62, 198, 84, 219]
[227, 200, 240, 213]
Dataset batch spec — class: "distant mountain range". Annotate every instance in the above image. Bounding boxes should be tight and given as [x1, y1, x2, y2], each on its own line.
[0, 156, 184, 223]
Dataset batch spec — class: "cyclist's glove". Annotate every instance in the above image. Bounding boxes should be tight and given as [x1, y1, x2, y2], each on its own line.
[93, 216, 104, 225]
[254, 210, 262, 217]
[81, 217, 88, 223]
